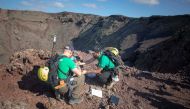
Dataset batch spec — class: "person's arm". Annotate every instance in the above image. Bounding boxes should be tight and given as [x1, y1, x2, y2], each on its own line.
[88, 55, 106, 74]
[72, 68, 87, 76]
[76, 61, 86, 66]
[88, 67, 102, 74]
[66, 58, 85, 76]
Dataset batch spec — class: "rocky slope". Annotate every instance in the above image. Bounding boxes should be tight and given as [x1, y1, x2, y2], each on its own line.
[1, 9, 190, 74]
[0, 49, 190, 109]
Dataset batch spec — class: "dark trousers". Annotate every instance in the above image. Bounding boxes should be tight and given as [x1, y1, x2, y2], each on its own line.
[98, 71, 113, 84]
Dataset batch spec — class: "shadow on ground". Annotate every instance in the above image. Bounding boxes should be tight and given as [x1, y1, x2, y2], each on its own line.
[135, 72, 190, 90]
[128, 87, 189, 109]
[85, 75, 103, 87]
[36, 102, 47, 109]
[17, 65, 54, 98]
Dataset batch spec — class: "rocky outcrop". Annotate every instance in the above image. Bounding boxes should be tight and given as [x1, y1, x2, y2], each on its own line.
[0, 100, 30, 109]
[6, 49, 51, 75]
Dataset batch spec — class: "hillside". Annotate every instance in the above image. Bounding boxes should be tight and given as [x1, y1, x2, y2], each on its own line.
[0, 49, 190, 109]
[1, 9, 190, 71]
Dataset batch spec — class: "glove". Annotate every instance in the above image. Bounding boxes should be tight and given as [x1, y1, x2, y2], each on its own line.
[54, 80, 66, 89]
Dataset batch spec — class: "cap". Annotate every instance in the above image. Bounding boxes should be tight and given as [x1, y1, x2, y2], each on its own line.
[64, 46, 74, 51]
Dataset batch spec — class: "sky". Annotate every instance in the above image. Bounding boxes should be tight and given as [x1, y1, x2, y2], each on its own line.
[0, 0, 190, 17]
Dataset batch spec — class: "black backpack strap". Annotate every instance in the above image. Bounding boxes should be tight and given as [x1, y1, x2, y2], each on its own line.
[103, 51, 116, 65]
[48, 71, 59, 87]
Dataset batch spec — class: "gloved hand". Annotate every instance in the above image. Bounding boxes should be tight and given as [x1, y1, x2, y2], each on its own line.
[54, 80, 66, 89]
[60, 80, 65, 85]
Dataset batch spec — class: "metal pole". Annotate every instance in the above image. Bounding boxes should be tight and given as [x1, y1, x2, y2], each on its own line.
[51, 35, 57, 57]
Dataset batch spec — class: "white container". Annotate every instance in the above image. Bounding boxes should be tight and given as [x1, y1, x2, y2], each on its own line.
[112, 75, 119, 82]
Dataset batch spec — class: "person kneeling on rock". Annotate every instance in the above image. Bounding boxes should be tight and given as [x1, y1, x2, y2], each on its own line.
[38, 46, 87, 105]
[89, 47, 120, 89]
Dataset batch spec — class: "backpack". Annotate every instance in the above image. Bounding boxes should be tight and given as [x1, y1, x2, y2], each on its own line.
[103, 47, 127, 75]
[103, 47, 124, 66]
[46, 54, 66, 87]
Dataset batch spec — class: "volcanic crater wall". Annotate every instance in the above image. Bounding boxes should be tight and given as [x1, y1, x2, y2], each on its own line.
[0, 9, 190, 73]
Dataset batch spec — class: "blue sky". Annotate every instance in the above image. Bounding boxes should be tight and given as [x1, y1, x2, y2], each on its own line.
[0, 0, 190, 17]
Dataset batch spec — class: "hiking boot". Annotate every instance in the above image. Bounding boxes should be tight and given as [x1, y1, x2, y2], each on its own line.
[56, 95, 65, 102]
[55, 91, 64, 102]
[106, 81, 117, 89]
[69, 97, 83, 105]
[57, 97, 65, 102]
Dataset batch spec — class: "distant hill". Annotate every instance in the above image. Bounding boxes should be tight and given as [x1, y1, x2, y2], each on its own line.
[0, 9, 190, 73]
